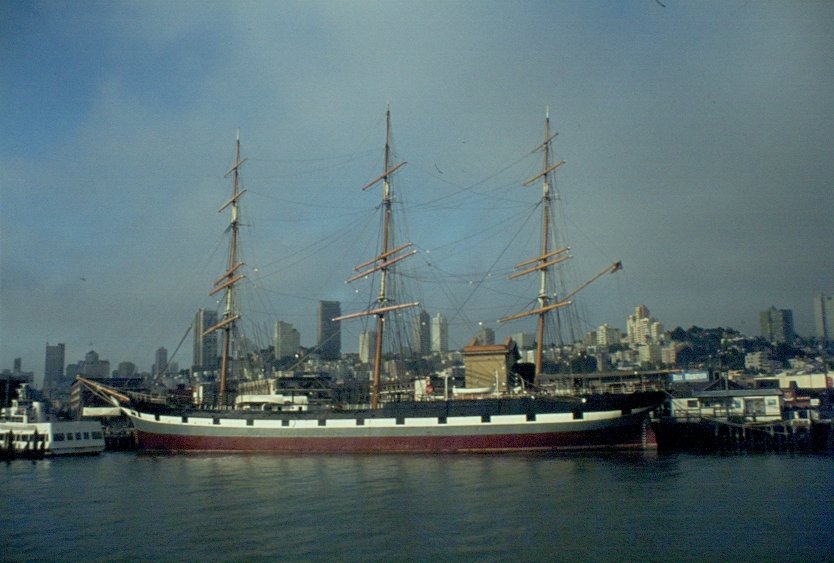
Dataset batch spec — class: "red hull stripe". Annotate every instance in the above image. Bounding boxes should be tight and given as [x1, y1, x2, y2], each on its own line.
[136, 424, 652, 453]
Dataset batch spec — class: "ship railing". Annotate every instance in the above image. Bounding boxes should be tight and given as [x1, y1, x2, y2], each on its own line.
[542, 381, 662, 396]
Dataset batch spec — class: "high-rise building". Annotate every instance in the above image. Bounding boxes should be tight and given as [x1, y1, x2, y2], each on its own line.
[759, 306, 795, 344]
[412, 309, 431, 356]
[431, 313, 449, 353]
[626, 305, 662, 346]
[153, 347, 168, 376]
[359, 330, 377, 364]
[274, 321, 300, 359]
[4, 358, 34, 386]
[193, 309, 219, 370]
[596, 324, 622, 348]
[511, 332, 536, 349]
[117, 362, 137, 378]
[79, 350, 110, 378]
[317, 300, 341, 360]
[44, 342, 65, 394]
[814, 293, 833, 342]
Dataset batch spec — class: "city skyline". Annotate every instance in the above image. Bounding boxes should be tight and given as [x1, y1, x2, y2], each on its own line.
[5, 296, 831, 388]
[2, 2, 833, 377]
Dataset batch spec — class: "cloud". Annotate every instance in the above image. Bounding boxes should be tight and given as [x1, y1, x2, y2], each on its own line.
[2, 1, 833, 376]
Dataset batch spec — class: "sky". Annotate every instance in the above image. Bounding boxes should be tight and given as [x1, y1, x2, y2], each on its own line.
[2, 0, 833, 380]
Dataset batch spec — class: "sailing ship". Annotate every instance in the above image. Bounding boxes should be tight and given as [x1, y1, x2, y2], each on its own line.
[80, 109, 665, 453]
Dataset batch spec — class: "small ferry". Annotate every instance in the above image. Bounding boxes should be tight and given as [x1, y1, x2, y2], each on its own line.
[1, 385, 105, 458]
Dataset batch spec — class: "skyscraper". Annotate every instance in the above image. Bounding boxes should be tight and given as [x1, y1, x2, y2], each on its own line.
[274, 321, 301, 359]
[193, 309, 219, 370]
[760, 306, 795, 344]
[412, 309, 431, 356]
[431, 313, 449, 353]
[626, 305, 662, 346]
[44, 342, 65, 394]
[317, 300, 341, 360]
[79, 350, 110, 378]
[813, 293, 833, 342]
[154, 347, 168, 376]
[359, 330, 377, 364]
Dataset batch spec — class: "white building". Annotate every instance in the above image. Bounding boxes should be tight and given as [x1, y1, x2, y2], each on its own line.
[431, 313, 448, 353]
[596, 324, 622, 348]
[511, 332, 536, 349]
[638, 343, 662, 366]
[661, 344, 679, 366]
[359, 331, 377, 364]
[745, 351, 781, 374]
[626, 305, 663, 346]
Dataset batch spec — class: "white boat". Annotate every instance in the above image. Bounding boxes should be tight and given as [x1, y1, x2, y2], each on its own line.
[0, 385, 105, 458]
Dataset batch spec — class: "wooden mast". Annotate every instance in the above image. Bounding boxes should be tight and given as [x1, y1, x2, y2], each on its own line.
[499, 110, 622, 387]
[498, 110, 567, 386]
[535, 111, 553, 384]
[204, 131, 246, 407]
[335, 105, 418, 408]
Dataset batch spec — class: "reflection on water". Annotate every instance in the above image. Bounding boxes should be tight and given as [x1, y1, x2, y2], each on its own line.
[3, 452, 832, 561]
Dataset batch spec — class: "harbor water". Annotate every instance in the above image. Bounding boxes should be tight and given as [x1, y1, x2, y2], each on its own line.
[2, 452, 832, 562]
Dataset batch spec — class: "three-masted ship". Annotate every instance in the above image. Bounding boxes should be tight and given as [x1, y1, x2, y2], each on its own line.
[80, 109, 665, 453]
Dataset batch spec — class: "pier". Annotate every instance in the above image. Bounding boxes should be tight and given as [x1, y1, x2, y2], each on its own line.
[655, 415, 833, 453]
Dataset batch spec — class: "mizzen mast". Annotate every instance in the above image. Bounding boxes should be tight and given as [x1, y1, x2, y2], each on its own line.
[204, 132, 247, 407]
[335, 106, 418, 408]
[499, 110, 569, 386]
[499, 111, 622, 387]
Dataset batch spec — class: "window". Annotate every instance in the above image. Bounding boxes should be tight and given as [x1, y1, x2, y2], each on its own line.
[75, 433, 82, 440]
[91, 432, 103, 440]
[687, 400, 698, 408]
[83, 432, 90, 440]
[53, 433, 65, 441]
[67, 433, 74, 441]
[744, 399, 766, 415]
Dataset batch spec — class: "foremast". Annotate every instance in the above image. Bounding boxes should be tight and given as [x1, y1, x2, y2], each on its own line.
[204, 132, 247, 406]
[335, 106, 418, 408]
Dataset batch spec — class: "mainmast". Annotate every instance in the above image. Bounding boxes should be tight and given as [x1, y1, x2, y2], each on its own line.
[335, 106, 418, 408]
[204, 132, 247, 406]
